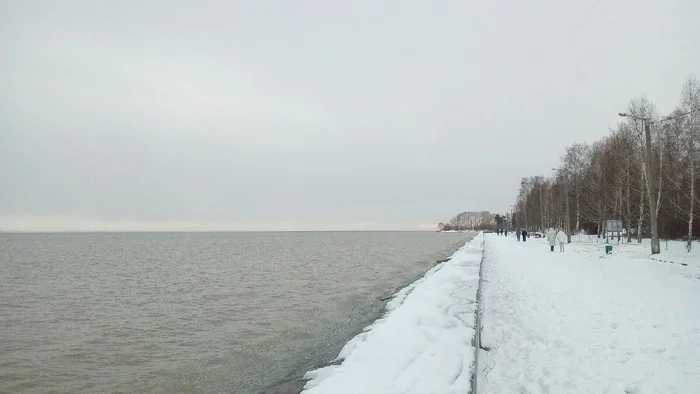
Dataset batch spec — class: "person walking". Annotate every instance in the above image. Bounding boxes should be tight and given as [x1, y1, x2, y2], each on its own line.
[547, 228, 556, 252]
[556, 227, 567, 252]
[521, 229, 528, 242]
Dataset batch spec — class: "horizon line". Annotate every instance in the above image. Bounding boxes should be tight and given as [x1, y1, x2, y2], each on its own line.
[0, 229, 445, 234]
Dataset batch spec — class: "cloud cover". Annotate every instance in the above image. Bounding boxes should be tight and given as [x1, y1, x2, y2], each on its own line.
[1, 0, 698, 231]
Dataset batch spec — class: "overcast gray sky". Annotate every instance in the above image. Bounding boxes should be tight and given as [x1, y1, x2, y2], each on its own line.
[1, 0, 698, 231]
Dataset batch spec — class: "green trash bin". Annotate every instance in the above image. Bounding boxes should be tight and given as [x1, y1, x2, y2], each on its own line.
[605, 245, 613, 255]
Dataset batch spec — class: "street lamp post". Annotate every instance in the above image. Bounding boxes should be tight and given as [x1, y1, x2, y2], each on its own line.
[552, 168, 572, 243]
[618, 113, 660, 254]
[617, 106, 700, 254]
[506, 208, 513, 235]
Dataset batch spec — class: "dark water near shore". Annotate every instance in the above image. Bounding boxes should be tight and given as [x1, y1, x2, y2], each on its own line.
[0, 231, 472, 393]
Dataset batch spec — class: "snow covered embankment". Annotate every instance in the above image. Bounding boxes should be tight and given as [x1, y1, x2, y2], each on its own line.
[301, 233, 484, 394]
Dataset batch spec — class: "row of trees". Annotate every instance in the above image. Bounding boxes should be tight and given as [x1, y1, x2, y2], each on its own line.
[512, 76, 700, 253]
[438, 211, 494, 231]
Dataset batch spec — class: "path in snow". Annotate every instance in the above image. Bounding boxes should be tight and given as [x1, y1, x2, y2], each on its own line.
[478, 234, 700, 394]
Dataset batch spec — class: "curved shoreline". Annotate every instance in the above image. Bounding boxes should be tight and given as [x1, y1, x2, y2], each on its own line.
[298, 233, 482, 393]
[258, 235, 476, 394]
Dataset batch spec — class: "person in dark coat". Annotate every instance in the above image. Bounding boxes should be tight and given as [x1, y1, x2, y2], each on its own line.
[521, 229, 528, 241]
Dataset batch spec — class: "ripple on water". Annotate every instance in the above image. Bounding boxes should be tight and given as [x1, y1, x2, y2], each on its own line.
[1, 231, 472, 393]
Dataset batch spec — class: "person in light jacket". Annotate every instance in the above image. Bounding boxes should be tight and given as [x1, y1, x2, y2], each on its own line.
[556, 227, 567, 252]
[547, 228, 557, 252]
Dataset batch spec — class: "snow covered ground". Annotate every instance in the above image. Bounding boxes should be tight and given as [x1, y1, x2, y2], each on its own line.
[478, 234, 700, 393]
[300, 233, 699, 394]
[568, 233, 700, 268]
[301, 233, 484, 394]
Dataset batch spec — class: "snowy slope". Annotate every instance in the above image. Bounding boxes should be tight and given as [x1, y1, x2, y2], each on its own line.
[478, 234, 700, 394]
[301, 233, 484, 394]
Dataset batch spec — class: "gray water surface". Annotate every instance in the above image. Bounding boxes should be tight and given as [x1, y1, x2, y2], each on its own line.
[0, 231, 471, 393]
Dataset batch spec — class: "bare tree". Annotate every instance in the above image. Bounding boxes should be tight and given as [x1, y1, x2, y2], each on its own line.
[680, 76, 700, 251]
[442, 211, 497, 231]
[510, 79, 699, 249]
[626, 97, 661, 253]
[563, 143, 590, 234]
[518, 178, 533, 230]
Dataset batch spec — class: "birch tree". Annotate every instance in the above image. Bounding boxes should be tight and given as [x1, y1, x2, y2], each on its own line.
[680, 76, 700, 251]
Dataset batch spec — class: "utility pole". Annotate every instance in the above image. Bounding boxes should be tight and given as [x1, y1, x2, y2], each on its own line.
[619, 113, 661, 254]
[565, 178, 571, 243]
[506, 209, 513, 235]
[643, 119, 661, 254]
[552, 168, 572, 243]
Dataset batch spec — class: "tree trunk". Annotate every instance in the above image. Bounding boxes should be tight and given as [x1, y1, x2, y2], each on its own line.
[565, 180, 571, 243]
[598, 198, 603, 238]
[575, 192, 580, 235]
[618, 188, 623, 243]
[656, 141, 664, 218]
[689, 147, 695, 252]
[539, 188, 544, 233]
